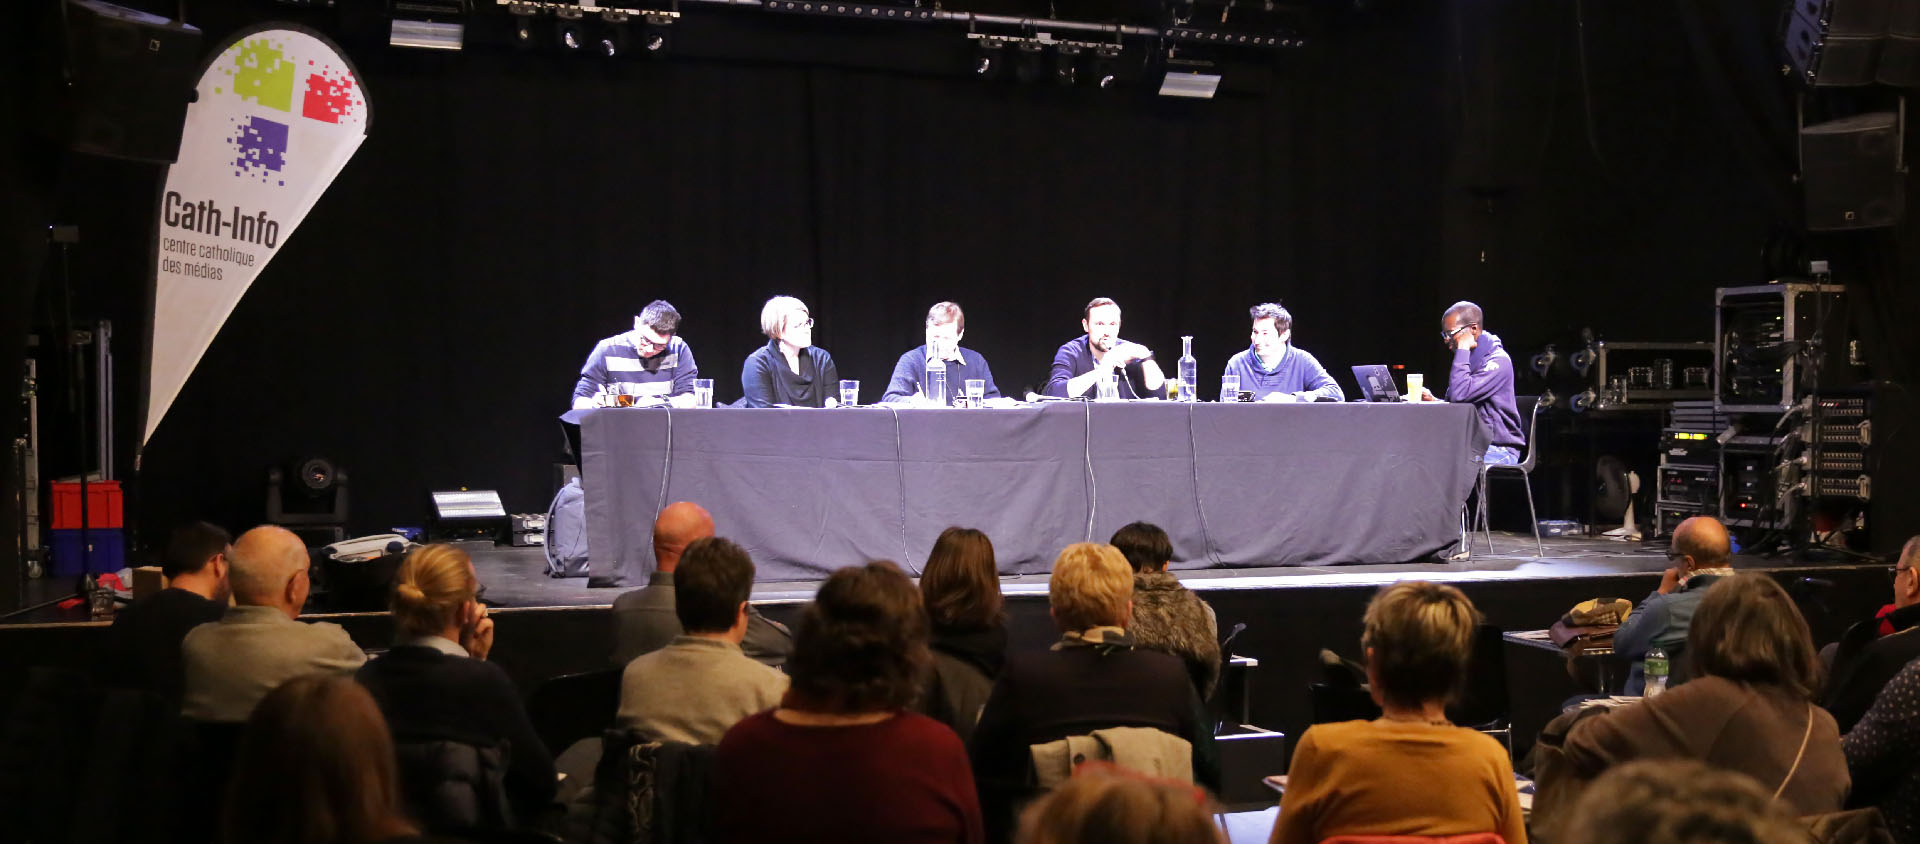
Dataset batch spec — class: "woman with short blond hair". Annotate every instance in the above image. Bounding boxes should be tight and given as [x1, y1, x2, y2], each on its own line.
[1269, 581, 1525, 844]
[971, 543, 1218, 841]
[356, 544, 555, 826]
[741, 295, 840, 407]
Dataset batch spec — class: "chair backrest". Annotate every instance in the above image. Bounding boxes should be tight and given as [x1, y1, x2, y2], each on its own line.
[590, 729, 716, 844]
[1517, 400, 1544, 471]
[392, 734, 516, 833]
[1445, 625, 1510, 730]
[1308, 683, 1381, 725]
[922, 651, 995, 746]
[525, 668, 623, 755]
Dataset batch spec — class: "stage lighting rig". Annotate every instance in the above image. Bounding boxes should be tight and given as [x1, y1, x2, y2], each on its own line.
[1054, 44, 1082, 86]
[1014, 39, 1046, 83]
[598, 10, 630, 57]
[389, 0, 469, 50]
[972, 37, 1006, 77]
[555, 5, 585, 49]
[641, 13, 673, 55]
[762, 1, 939, 21]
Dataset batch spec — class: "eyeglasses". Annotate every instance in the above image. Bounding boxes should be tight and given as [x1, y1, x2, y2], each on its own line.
[791, 317, 815, 329]
[1665, 549, 1686, 562]
[1890, 566, 1910, 579]
[1442, 324, 1476, 342]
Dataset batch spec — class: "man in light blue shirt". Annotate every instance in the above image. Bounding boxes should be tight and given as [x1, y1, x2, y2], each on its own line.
[1220, 303, 1343, 402]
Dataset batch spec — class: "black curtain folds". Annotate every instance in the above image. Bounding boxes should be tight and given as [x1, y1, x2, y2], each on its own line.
[23, 0, 1907, 550]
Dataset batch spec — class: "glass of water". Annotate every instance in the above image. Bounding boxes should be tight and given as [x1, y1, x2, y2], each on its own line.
[1221, 375, 1240, 402]
[1096, 373, 1120, 401]
[692, 378, 715, 408]
[965, 379, 985, 406]
[839, 379, 860, 407]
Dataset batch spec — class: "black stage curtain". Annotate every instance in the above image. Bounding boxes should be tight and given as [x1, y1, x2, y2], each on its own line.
[29, 0, 1909, 550]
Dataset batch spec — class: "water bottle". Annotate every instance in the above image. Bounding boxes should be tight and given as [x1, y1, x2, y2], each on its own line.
[1644, 647, 1670, 697]
[1178, 336, 1198, 403]
[926, 355, 948, 406]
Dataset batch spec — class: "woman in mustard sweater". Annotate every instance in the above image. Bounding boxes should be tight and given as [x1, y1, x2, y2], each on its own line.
[1269, 581, 1527, 844]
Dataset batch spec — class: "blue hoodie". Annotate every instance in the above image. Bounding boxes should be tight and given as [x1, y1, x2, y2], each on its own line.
[1220, 344, 1344, 402]
[1447, 331, 1524, 447]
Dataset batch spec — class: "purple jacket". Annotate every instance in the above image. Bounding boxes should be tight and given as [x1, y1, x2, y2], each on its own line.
[1220, 344, 1344, 402]
[1446, 331, 1525, 447]
[1045, 335, 1152, 399]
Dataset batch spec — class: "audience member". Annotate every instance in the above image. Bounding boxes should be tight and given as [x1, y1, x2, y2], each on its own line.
[1268, 581, 1524, 844]
[223, 673, 454, 844]
[1615, 516, 1734, 694]
[1826, 535, 1920, 732]
[610, 501, 792, 667]
[715, 561, 983, 844]
[1844, 658, 1920, 844]
[180, 525, 365, 722]
[1547, 573, 1847, 818]
[1016, 763, 1223, 844]
[617, 536, 787, 744]
[1561, 759, 1808, 844]
[1108, 522, 1221, 698]
[972, 543, 1218, 842]
[356, 544, 556, 824]
[111, 521, 232, 705]
[917, 526, 1009, 744]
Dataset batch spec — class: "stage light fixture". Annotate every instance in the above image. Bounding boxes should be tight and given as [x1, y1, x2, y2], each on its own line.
[642, 14, 673, 56]
[555, 7, 585, 51]
[973, 38, 1005, 77]
[1158, 70, 1220, 98]
[599, 10, 629, 57]
[1094, 45, 1121, 89]
[389, 0, 467, 50]
[1054, 44, 1082, 86]
[1014, 39, 1045, 84]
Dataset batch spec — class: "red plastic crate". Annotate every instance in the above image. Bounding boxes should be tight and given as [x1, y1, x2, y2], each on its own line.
[50, 481, 124, 530]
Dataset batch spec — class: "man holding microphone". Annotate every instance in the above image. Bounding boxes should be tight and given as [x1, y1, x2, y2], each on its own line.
[1045, 297, 1165, 399]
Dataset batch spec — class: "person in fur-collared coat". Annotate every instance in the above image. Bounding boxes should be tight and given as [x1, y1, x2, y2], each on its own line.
[1109, 522, 1221, 698]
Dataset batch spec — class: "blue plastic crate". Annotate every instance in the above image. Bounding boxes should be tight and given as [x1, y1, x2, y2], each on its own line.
[49, 529, 127, 577]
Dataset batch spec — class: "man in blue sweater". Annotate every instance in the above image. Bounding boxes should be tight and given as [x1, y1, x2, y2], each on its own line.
[571, 299, 699, 409]
[1045, 297, 1165, 399]
[1423, 301, 1526, 464]
[880, 301, 1001, 404]
[1220, 303, 1344, 402]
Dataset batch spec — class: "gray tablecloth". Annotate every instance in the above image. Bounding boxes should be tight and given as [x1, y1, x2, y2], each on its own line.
[563, 401, 1488, 583]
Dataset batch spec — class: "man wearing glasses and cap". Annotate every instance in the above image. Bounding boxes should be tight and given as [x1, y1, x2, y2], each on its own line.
[572, 300, 700, 409]
[1418, 301, 1525, 465]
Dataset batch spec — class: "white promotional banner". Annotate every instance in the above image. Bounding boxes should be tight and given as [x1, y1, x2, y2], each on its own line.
[145, 25, 370, 444]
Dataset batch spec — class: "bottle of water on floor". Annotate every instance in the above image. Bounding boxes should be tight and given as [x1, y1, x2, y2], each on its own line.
[1644, 647, 1669, 697]
[926, 356, 947, 406]
[1178, 336, 1197, 402]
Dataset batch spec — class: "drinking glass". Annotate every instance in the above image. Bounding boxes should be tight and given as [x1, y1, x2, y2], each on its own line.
[1405, 373, 1425, 402]
[839, 379, 860, 407]
[965, 379, 985, 406]
[692, 379, 715, 408]
[1221, 375, 1241, 402]
[1096, 373, 1120, 401]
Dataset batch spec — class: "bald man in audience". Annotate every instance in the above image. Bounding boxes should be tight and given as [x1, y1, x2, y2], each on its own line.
[1614, 516, 1735, 694]
[609, 502, 793, 668]
[179, 525, 367, 722]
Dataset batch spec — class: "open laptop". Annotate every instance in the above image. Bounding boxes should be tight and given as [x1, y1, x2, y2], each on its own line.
[1351, 365, 1401, 402]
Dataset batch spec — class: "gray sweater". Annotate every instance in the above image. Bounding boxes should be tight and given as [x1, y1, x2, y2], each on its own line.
[617, 635, 788, 745]
[180, 605, 367, 722]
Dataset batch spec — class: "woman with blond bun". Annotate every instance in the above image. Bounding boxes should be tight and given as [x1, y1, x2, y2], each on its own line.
[1017, 763, 1224, 844]
[1269, 580, 1525, 844]
[356, 544, 555, 824]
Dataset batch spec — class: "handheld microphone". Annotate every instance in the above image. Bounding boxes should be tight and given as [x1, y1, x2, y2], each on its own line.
[1220, 622, 1247, 649]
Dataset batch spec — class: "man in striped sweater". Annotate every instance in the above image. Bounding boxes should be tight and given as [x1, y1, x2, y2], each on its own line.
[571, 299, 699, 409]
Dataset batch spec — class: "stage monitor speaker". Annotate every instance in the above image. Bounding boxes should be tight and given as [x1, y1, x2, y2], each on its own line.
[1784, 0, 1888, 87]
[1800, 111, 1905, 230]
[1882, 2, 1920, 86]
[44, 0, 203, 164]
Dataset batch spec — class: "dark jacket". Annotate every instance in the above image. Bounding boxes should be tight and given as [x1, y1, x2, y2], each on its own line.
[969, 630, 1220, 790]
[357, 644, 558, 823]
[882, 345, 1002, 404]
[918, 621, 1008, 745]
[741, 340, 839, 408]
[1826, 603, 1920, 733]
[1843, 659, 1920, 844]
[1446, 331, 1524, 447]
[1044, 335, 1152, 399]
[1129, 572, 1221, 699]
[108, 588, 226, 706]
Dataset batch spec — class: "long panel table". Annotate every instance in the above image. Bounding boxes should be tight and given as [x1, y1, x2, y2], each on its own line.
[565, 401, 1488, 583]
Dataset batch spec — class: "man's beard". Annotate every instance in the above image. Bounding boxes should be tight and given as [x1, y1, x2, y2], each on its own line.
[1091, 337, 1113, 356]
